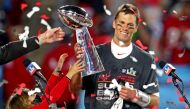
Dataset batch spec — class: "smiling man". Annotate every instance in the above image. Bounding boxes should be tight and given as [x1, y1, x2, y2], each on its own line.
[74, 4, 159, 109]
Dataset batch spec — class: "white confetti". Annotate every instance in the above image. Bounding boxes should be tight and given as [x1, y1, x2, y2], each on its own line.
[178, 49, 186, 58]
[47, 7, 52, 12]
[18, 26, 30, 48]
[149, 51, 155, 55]
[28, 88, 41, 96]
[103, 5, 112, 16]
[142, 21, 147, 26]
[151, 64, 156, 70]
[130, 56, 138, 62]
[27, 6, 40, 18]
[41, 19, 52, 30]
[172, 10, 178, 15]
[143, 82, 158, 89]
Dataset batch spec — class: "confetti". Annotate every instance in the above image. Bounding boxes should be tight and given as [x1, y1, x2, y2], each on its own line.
[35, 1, 42, 6]
[130, 56, 138, 62]
[178, 49, 186, 58]
[149, 51, 155, 55]
[27, 6, 40, 18]
[71, 93, 76, 100]
[40, 14, 50, 20]
[143, 82, 158, 89]
[154, 56, 159, 62]
[162, 10, 167, 13]
[151, 106, 158, 109]
[17, 83, 26, 95]
[151, 64, 156, 70]
[41, 19, 51, 30]
[142, 21, 147, 26]
[103, 5, 112, 16]
[172, 10, 178, 15]
[178, 96, 185, 102]
[138, 18, 143, 23]
[166, 78, 172, 84]
[18, 26, 30, 48]
[90, 93, 96, 97]
[21, 3, 28, 11]
[47, 7, 52, 12]
[28, 88, 41, 96]
[135, 40, 148, 50]
[119, 41, 125, 46]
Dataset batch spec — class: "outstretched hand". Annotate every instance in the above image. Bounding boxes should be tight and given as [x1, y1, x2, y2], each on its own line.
[53, 53, 68, 76]
[66, 60, 85, 79]
[38, 27, 65, 45]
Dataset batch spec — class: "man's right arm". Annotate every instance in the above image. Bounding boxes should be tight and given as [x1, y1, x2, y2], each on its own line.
[0, 37, 40, 65]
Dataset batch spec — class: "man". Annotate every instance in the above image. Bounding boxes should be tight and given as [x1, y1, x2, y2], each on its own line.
[74, 4, 159, 109]
[0, 27, 64, 65]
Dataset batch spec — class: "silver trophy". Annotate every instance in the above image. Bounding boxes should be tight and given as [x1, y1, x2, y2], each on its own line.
[57, 5, 105, 77]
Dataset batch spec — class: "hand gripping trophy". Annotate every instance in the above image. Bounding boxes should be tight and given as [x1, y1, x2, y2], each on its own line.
[57, 5, 105, 77]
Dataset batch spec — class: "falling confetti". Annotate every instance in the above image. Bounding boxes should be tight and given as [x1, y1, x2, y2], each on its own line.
[172, 10, 178, 15]
[154, 56, 159, 62]
[41, 19, 52, 29]
[18, 26, 30, 48]
[47, 7, 52, 12]
[28, 88, 41, 96]
[151, 64, 156, 70]
[40, 14, 50, 20]
[103, 5, 112, 16]
[135, 40, 148, 50]
[166, 78, 172, 84]
[178, 49, 186, 58]
[162, 9, 167, 14]
[143, 82, 158, 89]
[142, 21, 147, 26]
[130, 56, 138, 62]
[138, 18, 143, 23]
[35, 1, 42, 6]
[27, 6, 40, 18]
[71, 93, 76, 100]
[178, 96, 185, 102]
[21, 3, 28, 11]
[17, 83, 26, 95]
[90, 93, 96, 97]
[149, 51, 155, 55]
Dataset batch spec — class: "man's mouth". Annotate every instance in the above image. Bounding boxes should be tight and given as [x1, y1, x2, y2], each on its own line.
[121, 32, 128, 35]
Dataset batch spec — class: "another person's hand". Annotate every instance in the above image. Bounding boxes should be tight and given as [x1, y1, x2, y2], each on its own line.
[66, 60, 85, 79]
[38, 27, 65, 45]
[119, 86, 137, 101]
[53, 53, 68, 76]
[74, 43, 84, 59]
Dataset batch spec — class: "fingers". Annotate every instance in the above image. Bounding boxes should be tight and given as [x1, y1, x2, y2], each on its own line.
[74, 43, 84, 59]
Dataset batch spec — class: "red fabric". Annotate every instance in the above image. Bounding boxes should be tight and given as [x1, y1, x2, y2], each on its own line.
[161, 15, 190, 64]
[30, 76, 70, 109]
[3, 56, 35, 101]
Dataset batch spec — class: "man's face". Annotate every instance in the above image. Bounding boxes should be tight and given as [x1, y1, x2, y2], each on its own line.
[113, 12, 138, 46]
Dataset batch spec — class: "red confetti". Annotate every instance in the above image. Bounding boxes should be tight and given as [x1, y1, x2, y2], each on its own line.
[154, 56, 159, 62]
[35, 1, 42, 6]
[178, 96, 185, 102]
[162, 10, 167, 13]
[135, 40, 148, 50]
[40, 14, 50, 20]
[138, 18, 143, 23]
[21, 3, 28, 11]
[17, 83, 26, 95]
[71, 93, 76, 100]
[60, 107, 65, 109]
[90, 93, 96, 97]
[166, 78, 172, 84]
[151, 106, 158, 109]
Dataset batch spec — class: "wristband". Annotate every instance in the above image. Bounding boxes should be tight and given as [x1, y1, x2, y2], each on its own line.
[132, 90, 150, 107]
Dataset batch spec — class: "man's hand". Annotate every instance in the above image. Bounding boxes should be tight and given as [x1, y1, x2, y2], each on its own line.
[74, 43, 84, 59]
[38, 27, 65, 45]
[119, 86, 137, 101]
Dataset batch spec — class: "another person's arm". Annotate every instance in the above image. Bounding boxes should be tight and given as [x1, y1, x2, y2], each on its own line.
[31, 59, 85, 109]
[0, 27, 64, 65]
